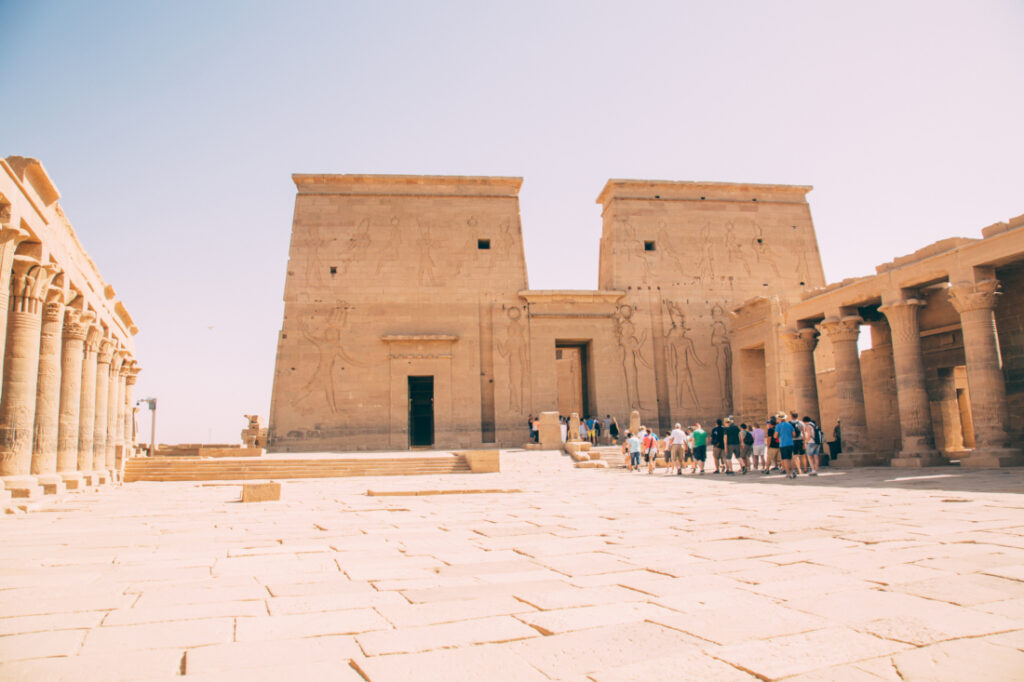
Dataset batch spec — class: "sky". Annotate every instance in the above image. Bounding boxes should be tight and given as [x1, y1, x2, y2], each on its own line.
[2, 0, 1023, 445]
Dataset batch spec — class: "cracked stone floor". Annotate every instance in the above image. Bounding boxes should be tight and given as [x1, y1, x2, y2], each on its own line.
[1, 450, 1023, 681]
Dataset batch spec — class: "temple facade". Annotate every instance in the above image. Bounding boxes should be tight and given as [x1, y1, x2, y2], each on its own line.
[0, 156, 140, 499]
[731, 215, 1024, 468]
[269, 174, 825, 451]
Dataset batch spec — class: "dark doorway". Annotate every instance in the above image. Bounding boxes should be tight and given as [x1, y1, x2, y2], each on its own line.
[408, 376, 435, 447]
[555, 341, 591, 418]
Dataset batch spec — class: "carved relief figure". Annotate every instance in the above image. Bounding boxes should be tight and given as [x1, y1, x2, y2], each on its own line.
[710, 304, 733, 413]
[697, 221, 715, 281]
[664, 301, 706, 409]
[723, 221, 751, 276]
[305, 223, 334, 287]
[750, 222, 780, 276]
[375, 216, 403, 275]
[614, 305, 650, 409]
[298, 303, 363, 413]
[416, 220, 441, 286]
[496, 307, 528, 412]
[455, 216, 479, 276]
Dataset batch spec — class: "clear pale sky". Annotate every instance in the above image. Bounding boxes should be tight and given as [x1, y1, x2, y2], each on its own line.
[2, 1, 1022, 445]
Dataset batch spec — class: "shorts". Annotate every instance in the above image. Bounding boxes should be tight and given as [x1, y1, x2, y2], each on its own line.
[670, 444, 683, 463]
[780, 445, 794, 460]
[792, 440, 805, 455]
[712, 445, 724, 460]
[806, 442, 819, 456]
[753, 445, 766, 458]
[693, 444, 707, 461]
[726, 444, 740, 458]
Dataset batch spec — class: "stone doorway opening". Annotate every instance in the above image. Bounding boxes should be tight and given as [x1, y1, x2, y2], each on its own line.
[556, 341, 591, 419]
[408, 376, 434, 448]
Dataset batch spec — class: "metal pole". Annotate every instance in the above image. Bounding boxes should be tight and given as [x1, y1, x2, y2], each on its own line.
[150, 399, 157, 457]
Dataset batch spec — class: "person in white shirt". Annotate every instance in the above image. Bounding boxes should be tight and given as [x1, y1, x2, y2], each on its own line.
[669, 423, 686, 475]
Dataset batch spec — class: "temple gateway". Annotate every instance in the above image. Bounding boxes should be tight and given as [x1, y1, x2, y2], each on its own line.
[268, 173, 1023, 467]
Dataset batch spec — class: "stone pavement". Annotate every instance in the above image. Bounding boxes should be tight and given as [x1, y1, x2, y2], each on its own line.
[1, 450, 1023, 681]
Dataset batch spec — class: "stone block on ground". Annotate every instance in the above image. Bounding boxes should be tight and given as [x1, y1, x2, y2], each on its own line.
[241, 481, 281, 502]
[462, 449, 500, 473]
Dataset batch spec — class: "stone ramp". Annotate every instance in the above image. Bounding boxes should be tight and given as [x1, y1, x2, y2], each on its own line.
[124, 454, 472, 482]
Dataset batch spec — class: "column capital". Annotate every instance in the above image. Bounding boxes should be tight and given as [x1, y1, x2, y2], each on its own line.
[62, 309, 89, 341]
[10, 257, 58, 312]
[83, 318, 102, 352]
[126, 364, 141, 385]
[948, 279, 999, 314]
[817, 315, 862, 343]
[781, 327, 818, 353]
[43, 299, 65, 324]
[879, 298, 924, 346]
[96, 338, 115, 365]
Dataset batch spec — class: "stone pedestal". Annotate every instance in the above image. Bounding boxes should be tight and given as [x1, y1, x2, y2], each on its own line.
[568, 412, 582, 442]
[0, 258, 56, 480]
[629, 410, 641, 436]
[880, 297, 944, 466]
[949, 279, 1023, 467]
[782, 327, 820, 420]
[3, 476, 43, 499]
[818, 315, 882, 467]
[537, 411, 561, 449]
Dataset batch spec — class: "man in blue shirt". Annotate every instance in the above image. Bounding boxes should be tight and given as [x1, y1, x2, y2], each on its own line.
[775, 416, 797, 479]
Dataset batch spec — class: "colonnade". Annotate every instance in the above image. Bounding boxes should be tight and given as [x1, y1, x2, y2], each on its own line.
[0, 246, 139, 498]
[783, 277, 1021, 468]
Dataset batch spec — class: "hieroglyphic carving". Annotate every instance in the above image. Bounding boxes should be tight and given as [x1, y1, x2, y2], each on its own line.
[305, 222, 334, 287]
[495, 307, 528, 412]
[455, 216, 479, 275]
[710, 304, 732, 413]
[696, 222, 715, 281]
[298, 303, 363, 413]
[663, 301, 706, 409]
[614, 305, 650, 409]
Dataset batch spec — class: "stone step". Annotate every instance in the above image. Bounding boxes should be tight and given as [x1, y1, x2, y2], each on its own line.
[123, 455, 474, 482]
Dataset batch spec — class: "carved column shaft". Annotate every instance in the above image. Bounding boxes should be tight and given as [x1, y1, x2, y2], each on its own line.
[0, 227, 28, 393]
[949, 280, 1010, 449]
[880, 298, 938, 456]
[92, 339, 113, 472]
[818, 316, 868, 453]
[77, 327, 100, 471]
[105, 353, 124, 469]
[56, 310, 87, 472]
[124, 367, 138, 453]
[0, 258, 56, 479]
[30, 296, 65, 475]
[782, 327, 819, 419]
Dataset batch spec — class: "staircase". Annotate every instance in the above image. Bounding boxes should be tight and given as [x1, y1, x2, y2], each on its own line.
[589, 446, 628, 468]
[123, 455, 472, 482]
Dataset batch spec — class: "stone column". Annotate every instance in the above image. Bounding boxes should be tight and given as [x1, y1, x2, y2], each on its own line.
[0, 225, 28, 388]
[879, 297, 943, 467]
[781, 327, 820, 420]
[123, 363, 139, 456]
[0, 257, 56, 496]
[77, 321, 100, 484]
[817, 315, 879, 466]
[112, 360, 129, 473]
[30, 290, 66, 494]
[948, 279, 1023, 467]
[92, 338, 113, 481]
[56, 308, 87, 489]
[105, 351, 125, 473]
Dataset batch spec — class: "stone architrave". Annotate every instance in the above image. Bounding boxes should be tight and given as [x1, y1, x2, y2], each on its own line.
[817, 315, 879, 466]
[0, 225, 29, 386]
[123, 363, 139, 456]
[92, 338, 114, 476]
[948, 279, 1024, 467]
[0, 257, 57, 495]
[77, 321, 100, 482]
[105, 351, 125, 471]
[781, 327, 819, 420]
[56, 308, 87, 488]
[879, 297, 943, 466]
[30, 290, 67, 492]
[537, 411, 561, 449]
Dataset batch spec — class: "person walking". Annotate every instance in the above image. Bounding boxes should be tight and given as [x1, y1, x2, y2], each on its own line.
[691, 422, 707, 474]
[752, 421, 766, 473]
[766, 416, 781, 473]
[626, 431, 642, 471]
[741, 423, 754, 472]
[610, 416, 620, 444]
[775, 415, 797, 478]
[670, 423, 686, 475]
[803, 415, 819, 476]
[710, 419, 725, 474]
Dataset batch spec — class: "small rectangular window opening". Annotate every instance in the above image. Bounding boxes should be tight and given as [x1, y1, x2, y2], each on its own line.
[477, 239, 490, 250]
[329, 266, 337, 275]
[644, 241, 656, 252]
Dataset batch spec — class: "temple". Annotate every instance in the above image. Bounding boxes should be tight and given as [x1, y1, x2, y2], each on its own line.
[0, 156, 140, 500]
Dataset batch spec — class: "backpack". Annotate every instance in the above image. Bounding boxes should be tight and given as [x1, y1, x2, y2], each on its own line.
[744, 431, 754, 446]
[791, 421, 803, 441]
